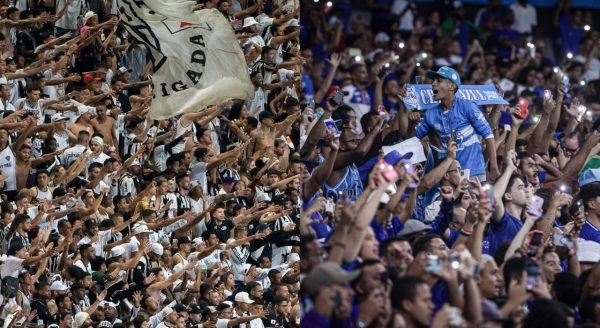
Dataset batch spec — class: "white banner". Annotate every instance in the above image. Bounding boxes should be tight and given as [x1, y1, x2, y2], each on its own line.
[382, 137, 427, 163]
[116, 0, 254, 119]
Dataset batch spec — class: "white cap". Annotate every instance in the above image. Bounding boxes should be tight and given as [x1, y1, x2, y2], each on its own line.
[150, 243, 163, 255]
[91, 136, 104, 146]
[242, 17, 258, 28]
[234, 291, 254, 303]
[192, 237, 204, 246]
[374, 32, 390, 43]
[73, 312, 90, 328]
[51, 113, 69, 122]
[578, 239, 600, 262]
[287, 18, 299, 27]
[118, 67, 130, 74]
[110, 245, 125, 258]
[133, 224, 152, 234]
[287, 253, 300, 263]
[83, 11, 97, 25]
[50, 280, 69, 291]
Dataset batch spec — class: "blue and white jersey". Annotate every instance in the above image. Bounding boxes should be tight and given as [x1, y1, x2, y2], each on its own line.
[416, 97, 493, 177]
[323, 164, 363, 201]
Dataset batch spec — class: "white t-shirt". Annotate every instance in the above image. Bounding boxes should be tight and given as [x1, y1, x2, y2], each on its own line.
[189, 161, 208, 192]
[510, 2, 537, 34]
[54, 0, 82, 30]
[73, 259, 92, 274]
[0, 256, 23, 278]
[61, 144, 86, 167]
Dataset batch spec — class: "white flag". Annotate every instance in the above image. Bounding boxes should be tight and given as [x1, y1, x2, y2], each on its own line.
[117, 0, 254, 119]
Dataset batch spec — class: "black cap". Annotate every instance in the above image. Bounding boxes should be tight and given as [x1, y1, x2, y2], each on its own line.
[174, 303, 190, 313]
[189, 304, 202, 314]
[177, 236, 192, 245]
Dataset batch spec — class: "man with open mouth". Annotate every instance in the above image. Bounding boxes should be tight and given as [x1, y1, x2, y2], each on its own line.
[415, 66, 501, 182]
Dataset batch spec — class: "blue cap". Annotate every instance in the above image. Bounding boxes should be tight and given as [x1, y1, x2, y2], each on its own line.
[579, 168, 600, 187]
[426, 66, 461, 88]
[384, 151, 413, 166]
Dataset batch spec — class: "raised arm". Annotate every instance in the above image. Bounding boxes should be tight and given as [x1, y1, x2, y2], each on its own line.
[492, 150, 517, 223]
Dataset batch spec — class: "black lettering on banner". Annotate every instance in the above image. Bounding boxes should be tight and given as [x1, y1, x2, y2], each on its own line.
[186, 70, 203, 84]
[190, 50, 206, 66]
[172, 81, 188, 92]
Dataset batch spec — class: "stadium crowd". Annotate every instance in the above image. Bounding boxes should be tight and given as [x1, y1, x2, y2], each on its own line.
[299, 0, 600, 327]
[0, 0, 304, 327]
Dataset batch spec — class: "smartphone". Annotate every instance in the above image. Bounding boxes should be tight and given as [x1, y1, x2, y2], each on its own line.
[378, 159, 398, 183]
[578, 200, 586, 215]
[425, 254, 442, 273]
[348, 48, 362, 58]
[525, 259, 540, 291]
[544, 90, 552, 101]
[460, 169, 470, 181]
[527, 42, 536, 59]
[377, 105, 387, 116]
[378, 66, 389, 79]
[527, 195, 544, 218]
[577, 105, 587, 121]
[404, 161, 417, 189]
[450, 129, 457, 143]
[562, 75, 569, 94]
[450, 254, 461, 270]
[553, 233, 574, 248]
[323, 118, 341, 138]
[517, 97, 529, 119]
[482, 183, 496, 208]
[331, 89, 344, 106]
[448, 307, 463, 326]
[526, 230, 544, 257]
[324, 199, 334, 213]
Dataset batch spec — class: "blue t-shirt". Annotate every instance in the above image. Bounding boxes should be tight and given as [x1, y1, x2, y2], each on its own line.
[579, 220, 600, 244]
[482, 211, 523, 256]
[371, 216, 405, 242]
[416, 97, 493, 177]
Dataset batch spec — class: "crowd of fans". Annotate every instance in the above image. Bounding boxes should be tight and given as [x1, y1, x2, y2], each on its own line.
[299, 0, 600, 327]
[0, 0, 304, 327]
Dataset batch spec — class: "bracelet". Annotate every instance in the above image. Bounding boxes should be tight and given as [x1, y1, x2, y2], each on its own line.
[460, 229, 472, 237]
[461, 226, 473, 234]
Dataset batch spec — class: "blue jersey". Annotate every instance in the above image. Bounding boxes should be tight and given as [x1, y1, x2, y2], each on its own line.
[416, 97, 493, 177]
[482, 211, 523, 256]
[323, 164, 363, 201]
[579, 220, 600, 244]
[371, 216, 404, 243]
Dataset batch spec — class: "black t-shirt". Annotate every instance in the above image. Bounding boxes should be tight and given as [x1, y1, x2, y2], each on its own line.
[206, 219, 235, 243]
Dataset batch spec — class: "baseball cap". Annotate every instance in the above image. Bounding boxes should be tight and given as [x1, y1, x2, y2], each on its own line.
[110, 245, 125, 258]
[83, 11, 97, 25]
[133, 224, 152, 234]
[192, 237, 204, 246]
[117, 67, 131, 74]
[83, 73, 103, 84]
[426, 66, 462, 88]
[374, 32, 390, 43]
[150, 243, 164, 255]
[397, 219, 431, 237]
[91, 136, 104, 146]
[98, 321, 112, 328]
[189, 304, 202, 314]
[50, 280, 69, 291]
[173, 303, 190, 313]
[177, 236, 192, 245]
[579, 168, 600, 187]
[287, 18, 299, 27]
[234, 292, 254, 304]
[4, 57, 14, 64]
[303, 261, 361, 296]
[51, 113, 69, 122]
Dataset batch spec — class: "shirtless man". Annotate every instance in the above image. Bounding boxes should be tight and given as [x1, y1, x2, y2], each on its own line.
[90, 103, 117, 149]
[249, 110, 299, 161]
[68, 108, 95, 137]
[15, 138, 62, 190]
